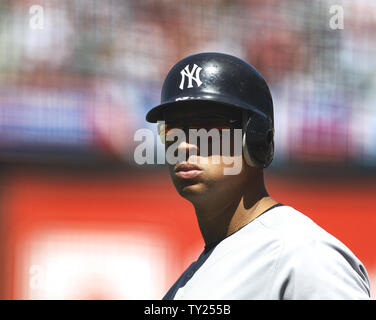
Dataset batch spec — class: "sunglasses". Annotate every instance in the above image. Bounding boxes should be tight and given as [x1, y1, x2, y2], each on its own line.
[158, 115, 243, 145]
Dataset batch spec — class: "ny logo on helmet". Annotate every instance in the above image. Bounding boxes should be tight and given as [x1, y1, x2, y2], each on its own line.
[179, 64, 202, 90]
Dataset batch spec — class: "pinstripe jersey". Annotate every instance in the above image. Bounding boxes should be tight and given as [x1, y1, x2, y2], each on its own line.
[163, 205, 370, 300]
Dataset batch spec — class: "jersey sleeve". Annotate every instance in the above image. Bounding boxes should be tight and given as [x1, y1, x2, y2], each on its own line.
[270, 236, 371, 300]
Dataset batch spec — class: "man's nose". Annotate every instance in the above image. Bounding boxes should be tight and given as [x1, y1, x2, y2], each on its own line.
[177, 139, 199, 156]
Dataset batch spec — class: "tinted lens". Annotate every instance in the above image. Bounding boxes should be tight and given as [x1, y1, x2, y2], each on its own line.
[159, 116, 242, 145]
[165, 118, 240, 133]
[158, 123, 183, 145]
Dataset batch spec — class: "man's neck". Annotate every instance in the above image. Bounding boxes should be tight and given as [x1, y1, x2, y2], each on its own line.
[193, 191, 278, 249]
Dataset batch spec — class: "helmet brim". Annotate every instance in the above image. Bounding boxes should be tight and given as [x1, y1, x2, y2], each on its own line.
[146, 93, 269, 123]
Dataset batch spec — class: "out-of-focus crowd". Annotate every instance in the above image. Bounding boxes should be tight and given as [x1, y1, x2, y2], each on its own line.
[0, 0, 375, 167]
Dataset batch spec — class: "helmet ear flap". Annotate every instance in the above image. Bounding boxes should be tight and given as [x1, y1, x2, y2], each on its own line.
[242, 111, 274, 168]
[242, 132, 258, 167]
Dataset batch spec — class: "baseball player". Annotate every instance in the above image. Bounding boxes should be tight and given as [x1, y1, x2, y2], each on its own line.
[145, 52, 370, 299]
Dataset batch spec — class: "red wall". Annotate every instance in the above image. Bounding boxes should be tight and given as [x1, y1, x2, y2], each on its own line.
[0, 168, 375, 299]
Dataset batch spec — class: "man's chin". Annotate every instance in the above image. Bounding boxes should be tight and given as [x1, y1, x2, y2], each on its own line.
[176, 181, 208, 200]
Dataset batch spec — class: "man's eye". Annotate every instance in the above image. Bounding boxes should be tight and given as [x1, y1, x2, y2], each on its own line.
[165, 132, 178, 139]
[164, 135, 179, 146]
[165, 128, 184, 136]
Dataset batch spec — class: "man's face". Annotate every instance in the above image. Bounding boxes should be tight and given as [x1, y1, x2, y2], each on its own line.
[161, 103, 250, 202]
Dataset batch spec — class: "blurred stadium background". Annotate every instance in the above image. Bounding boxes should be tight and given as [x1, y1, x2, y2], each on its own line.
[0, 0, 375, 299]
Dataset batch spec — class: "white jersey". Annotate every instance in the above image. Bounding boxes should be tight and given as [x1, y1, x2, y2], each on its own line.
[163, 205, 370, 300]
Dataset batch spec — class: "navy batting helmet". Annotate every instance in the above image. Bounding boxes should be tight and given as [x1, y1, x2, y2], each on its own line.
[146, 52, 274, 168]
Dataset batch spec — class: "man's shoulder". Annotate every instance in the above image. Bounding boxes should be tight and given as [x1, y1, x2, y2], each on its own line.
[256, 205, 370, 299]
[256, 205, 341, 247]
[254, 205, 363, 265]
[232, 204, 353, 267]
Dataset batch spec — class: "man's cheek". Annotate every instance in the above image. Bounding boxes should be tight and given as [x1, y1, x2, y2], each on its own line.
[222, 156, 242, 176]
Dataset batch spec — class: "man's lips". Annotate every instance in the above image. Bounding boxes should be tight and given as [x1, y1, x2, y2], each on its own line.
[174, 163, 203, 179]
